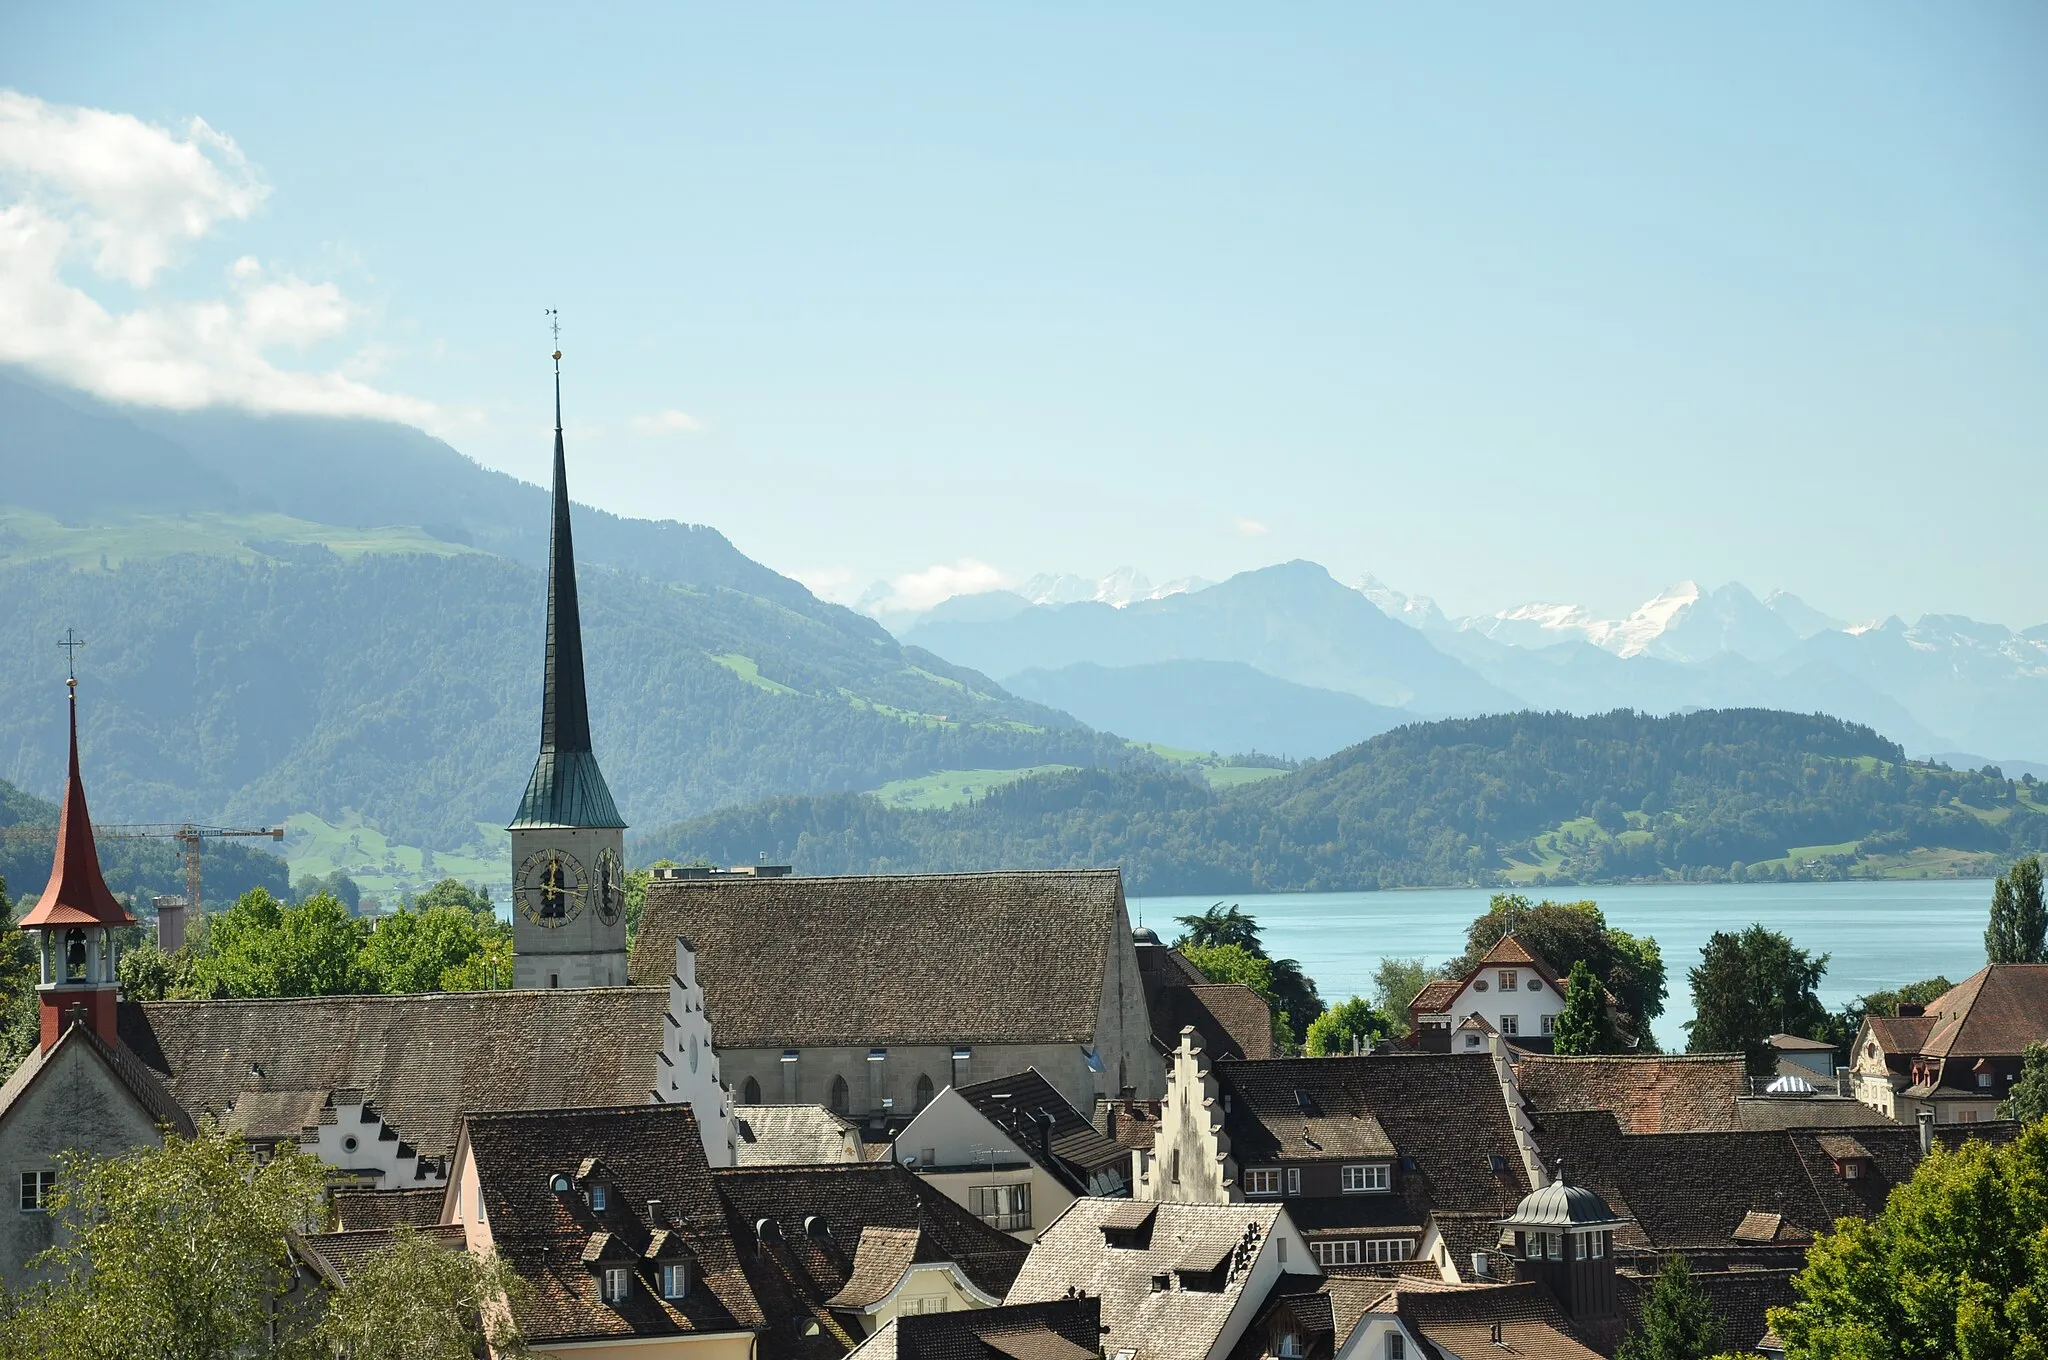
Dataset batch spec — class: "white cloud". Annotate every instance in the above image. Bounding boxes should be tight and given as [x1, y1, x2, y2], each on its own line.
[629, 408, 707, 436]
[1233, 516, 1269, 538]
[790, 566, 858, 604]
[0, 88, 436, 424]
[859, 559, 1012, 616]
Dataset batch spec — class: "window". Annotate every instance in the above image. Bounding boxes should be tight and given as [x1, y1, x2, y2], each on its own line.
[1547, 1231, 1562, 1260]
[1590, 1231, 1605, 1260]
[19, 1172, 55, 1213]
[550, 1174, 573, 1193]
[1978, 1072, 1994, 1089]
[1499, 1015, 1519, 1036]
[1525, 1232, 1544, 1260]
[1277, 1237, 1287, 1264]
[1540, 1014, 1555, 1035]
[1464, 1034, 1482, 1049]
[918, 1147, 937, 1168]
[741, 1076, 761, 1105]
[1362, 1239, 1412, 1264]
[1244, 1168, 1283, 1196]
[1276, 1333, 1302, 1358]
[601, 1267, 631, 1303]
[781, 1050, 800, 1103]
[970, 1183, 1031, 1231]
[1311, 1239, 1360, 1266]
[1341, 1163, 1390, 1193]
[828, 1075, 850, 1115]
[1499, 971, 1518, 991]
[915, 1074, 935, 1110]
[1387, 1332, 1407, 1360]
[589, 1184, 608, 1212]
[1286, 1167, 1301, 1196]
[662, 1263, 690, 1300]
[917, 1296, 949, 1314]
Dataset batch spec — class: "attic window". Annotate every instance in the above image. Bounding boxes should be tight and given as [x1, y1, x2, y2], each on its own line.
[662, 1263, 690, 1300]
[600, 1267, 631, 1304]
[590, 1184, 609, 1212]
[1499, 971, 1518, 991]
[549, 1174, 574, 1193]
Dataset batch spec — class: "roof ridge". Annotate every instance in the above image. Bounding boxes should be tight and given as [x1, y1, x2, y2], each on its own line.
[467, 1103, 680, 1122]
[137, 986, 666, 1009]
[662, 868, 1122, 883]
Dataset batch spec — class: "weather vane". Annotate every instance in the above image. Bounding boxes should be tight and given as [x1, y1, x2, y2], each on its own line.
[57, 628, 84, 690]
[546, 308, 561, 363]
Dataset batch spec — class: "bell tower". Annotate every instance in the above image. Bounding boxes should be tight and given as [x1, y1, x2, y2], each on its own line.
[19, 639, 137, 1049]
[510, 328, 628, 990]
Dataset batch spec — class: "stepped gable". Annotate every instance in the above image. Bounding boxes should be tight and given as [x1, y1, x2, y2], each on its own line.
[629, 870, 1124, 1047]
[303, 1224, 468, 1284]
[1217, 1053, 1534, 1221]
[954, 1068, 1129, 1192]
[712, 1163, 1029, 1360]
[849, 1298, 1102, 1360]
[1530, 1109, 1958, 1251]
[1514, 1053, 1747, 1134]
[118, 988, 666, 1161]
[331, 1186, 446, 1231]
[1005, 1199, 1290, 1360]
[1918, 965, 2048, 1059]
[462, 1103, 762, 1346]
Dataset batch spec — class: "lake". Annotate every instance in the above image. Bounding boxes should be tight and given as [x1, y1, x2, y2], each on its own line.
[1130, 879, 1996, 1050]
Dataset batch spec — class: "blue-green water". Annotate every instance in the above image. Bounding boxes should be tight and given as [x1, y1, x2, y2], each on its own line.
[1131, 879, 1995, 1050]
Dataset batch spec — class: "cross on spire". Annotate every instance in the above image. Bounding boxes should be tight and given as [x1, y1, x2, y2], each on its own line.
[56, 628, 84, 690]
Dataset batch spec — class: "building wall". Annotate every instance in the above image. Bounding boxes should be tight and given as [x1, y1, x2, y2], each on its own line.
[297, 1093, 448, 1190]
[893, 1090, 1069, 1239]
[527, 1333, 755, 1359]
[0, 1041, 168, 1283]
[864, 1262, 1004, 1328]
[717, 1042, 1108, 1128]
[1431, 967, 1564, 1043]
[1096, 900, 1168, 1101]
[512, 825, 629, 990]
[652, 940, 735, 1168]
[1136, 1033, 1237, 1205]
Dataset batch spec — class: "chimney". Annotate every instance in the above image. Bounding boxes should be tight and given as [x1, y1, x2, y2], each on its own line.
[1917, 1109, 1935, 1157]
[1035, 1110, 1055, 1168]
[1897, 1002, 1924, 1018]
[1471, 1250, 1493, 1280]
[1490, 1322, 1504, 1346]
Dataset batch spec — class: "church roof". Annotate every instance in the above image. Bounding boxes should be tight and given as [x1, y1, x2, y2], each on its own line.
[628, 870, 1128, 1048]
[118, 987, 666, 1161]
[18, 685, 133, 930]
[510, 369, 622, 831]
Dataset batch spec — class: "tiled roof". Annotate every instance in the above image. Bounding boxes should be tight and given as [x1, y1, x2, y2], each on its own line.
[1514, 1054, 1747, 1134]
[1862, 1014, 1934, 1056]
[463, 1104, 763, 1345]
[629, 871, 1126, 1047]
[1393, 1281, 1602, 1360]
[1917, 965, 2048, 1060]
[1531, 1110, 1943, 1250]
[955, 1068, 1129, 1191]
[0, 1022, 195, 1137]
[1150, 984, 1273, 1061]
[1216, 1054, 1533, 1231]
[734, 1105, 865, 1166]
[1101, 1099, 1161, 1153]
[848, 1299, 1103, 1360]
[827, 1227, 925, 1309]
[332, 1187, 446, 1231]
[120, 989, 666, 1161]
[1769, 1033, 1837, 1051]
[303, 1224, 468, 1284]
[713, 1163, 1030, 1360]
[1408, 980, 1461, 1017]
[1619, 1265, 1798, 1356]
[1732, 1098, 1898, 1131]
[1428, 1213, 1518, 1284]
[1006, 1198, 1294, 1360]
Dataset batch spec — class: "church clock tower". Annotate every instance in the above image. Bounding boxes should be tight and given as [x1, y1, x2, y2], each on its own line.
[510, 337, 628, 990]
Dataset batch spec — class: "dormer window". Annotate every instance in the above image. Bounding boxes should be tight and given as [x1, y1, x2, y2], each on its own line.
[550, 1174, 573, 1193]
[1342, 1163, 1390, 1193]
[662, 1262, 690, 1300]
[590, 1184, 608, 1212]
[601, 1267, 631, 1303]
[1499, 971, 1518, 991]
[1978, 1071, 1994, 1090]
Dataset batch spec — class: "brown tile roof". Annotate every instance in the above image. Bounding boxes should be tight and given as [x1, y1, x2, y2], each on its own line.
[629, 871, 1128, 1048]
[1917, 965, 2048, 1060]
[1619, 1265, 1798, 1356]
[713, 1162, 1029, 1360]
[1006, 1199, 1295, 1360]
[1733, 1098, 1899, 1132]
[1862, 1013, 1934, 1056]
[1101, 1099, 1160, 1153]
[1514, 1054, 1747, 1134]
[1216, 1054, 1533, 1233]
[120, 989, 666, 1162]
[0, 1022, 196, 1137]
[303, 1224, 468, 1284]
[734, 1105, 866, 1166]
[1151, 984, 1273, 1062]
[955, 1068, 1129, 1190]
[827, 1227, 925, 1309]
[332, 1187, 446, 1231]
[463, 1103, 763, 1346]
[849, 1299, 1103, 1360]
[1396, 1280, 1603, 1360]
[1408, 979, 1461, 1017]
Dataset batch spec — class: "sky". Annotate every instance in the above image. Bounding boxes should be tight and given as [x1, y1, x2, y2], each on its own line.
[2, 3, 2043, 625]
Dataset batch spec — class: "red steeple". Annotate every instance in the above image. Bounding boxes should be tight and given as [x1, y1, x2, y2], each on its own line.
[19, 680, 133, 931]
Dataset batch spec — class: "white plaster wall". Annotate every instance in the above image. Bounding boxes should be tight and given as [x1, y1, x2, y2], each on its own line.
[299, 1095, 448, 1189]
[1137, 1033, 1236, 1205]
[653, 939, 735, 1168]
[1440, 968, 1563, 1042]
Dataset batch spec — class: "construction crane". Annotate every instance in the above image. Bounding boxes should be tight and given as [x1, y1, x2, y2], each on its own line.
[0, 821, 286, 915]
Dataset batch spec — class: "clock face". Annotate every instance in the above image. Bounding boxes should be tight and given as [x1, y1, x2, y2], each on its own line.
[593, 847, 625, 927]
[517, 848, 586, 927]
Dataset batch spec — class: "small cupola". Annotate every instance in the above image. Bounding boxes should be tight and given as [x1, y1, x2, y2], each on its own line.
[18, 662, 135, 1053]
[1497, 1162, 1630, 1323]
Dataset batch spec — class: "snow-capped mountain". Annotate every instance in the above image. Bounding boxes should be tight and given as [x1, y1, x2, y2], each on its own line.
[1353, 574, 1451, 631]
[1015, 568, 1211, 608]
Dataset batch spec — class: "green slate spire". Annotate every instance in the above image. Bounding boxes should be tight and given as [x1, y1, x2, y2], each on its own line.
[512, 338, 624, 830]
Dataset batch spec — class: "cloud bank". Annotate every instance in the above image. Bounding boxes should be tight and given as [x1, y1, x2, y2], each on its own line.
[0, 88, 435, 423]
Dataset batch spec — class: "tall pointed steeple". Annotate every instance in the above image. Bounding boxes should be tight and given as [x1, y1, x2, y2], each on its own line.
[512, 342, 623, 830]
[21, 662, 131, 932]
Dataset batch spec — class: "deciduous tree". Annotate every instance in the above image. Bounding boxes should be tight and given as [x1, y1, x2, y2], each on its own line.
[1618, 1254, 1724, 1360]
[318, 1227, 530, 1360]
[1986, 854, 2047, 964]
[1454, 894, 1667, 1042]
[2004, 1043, 2048, 1124]
[1687, 925, 1830, 1074]
[190, 889, 373, 998]
[1303, 997, 1391, 1056]
[1372, 957, 1437, 1038]
[360, 904, 485, 994]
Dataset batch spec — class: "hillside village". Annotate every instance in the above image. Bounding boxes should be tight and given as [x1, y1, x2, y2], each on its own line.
[4, 393, 2045, 1360]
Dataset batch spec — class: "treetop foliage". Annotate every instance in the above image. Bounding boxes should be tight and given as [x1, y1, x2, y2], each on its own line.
[1686, 925, 1831, 1074]
[1986, 854, 2046, 964]
[1451, 893, 1667, 1043]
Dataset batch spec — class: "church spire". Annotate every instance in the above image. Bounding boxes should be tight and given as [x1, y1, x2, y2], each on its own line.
[20, 635, 132, 933]
[512, 327, 623, 830]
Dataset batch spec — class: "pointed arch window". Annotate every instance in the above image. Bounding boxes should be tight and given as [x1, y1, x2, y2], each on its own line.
[741, 1076, 762, 1105]
[914, 1074, 934, 1111]
[828, 1075, 850, 1115]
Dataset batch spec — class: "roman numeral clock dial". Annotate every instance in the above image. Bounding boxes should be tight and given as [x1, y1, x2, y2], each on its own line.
[517, 848, 587, 927]
[593, 847, 625, 926]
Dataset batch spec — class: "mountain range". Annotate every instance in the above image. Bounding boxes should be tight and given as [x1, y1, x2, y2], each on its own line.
[897, 566, 2048, 767]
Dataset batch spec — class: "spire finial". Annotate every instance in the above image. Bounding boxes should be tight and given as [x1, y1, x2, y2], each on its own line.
[546, 309, 563, 433]
[57, 628, 83, 694]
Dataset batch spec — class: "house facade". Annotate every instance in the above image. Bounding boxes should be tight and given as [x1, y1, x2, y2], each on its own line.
[1407, 937, 1569, 1053]
[1848, 965, 2048, 1123]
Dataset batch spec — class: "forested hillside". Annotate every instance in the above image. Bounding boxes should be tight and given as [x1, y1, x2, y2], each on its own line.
[636, 709, 2048, 894]
[0, 550, 1131, 851]
[0, 777, 288, 909]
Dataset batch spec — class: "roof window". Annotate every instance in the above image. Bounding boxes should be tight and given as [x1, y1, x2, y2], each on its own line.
[549, 1174, 573, 1193]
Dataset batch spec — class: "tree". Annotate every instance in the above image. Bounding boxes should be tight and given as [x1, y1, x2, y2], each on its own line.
[318, 1227, 529, 1360]
[190, 889, 373, 998]
[116, 941, 199, 1002]
[1173, 906, 1324, 1045]
[360, 905, 485, 994]
[1986, 854, 2046, 964]
[1452, 894, 1668, 1041]
[409, 878, 491, 916]
[1687, 925, 1831, 1074]
[1176, 903, 1261, 951]
[441, 934, 514, 991]
[2004, 1043, 2048, 1124]
[1552, 959, 1612, 1055]
[1767, 1118, 2048, 1359]
[1618, 1254, 1724, 1360]
[0, 1124, 329, 1360]
[1372, 957, 1437, 1038]
[1303, 997, 1391, 1056]
[292, 869, 361, 914]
